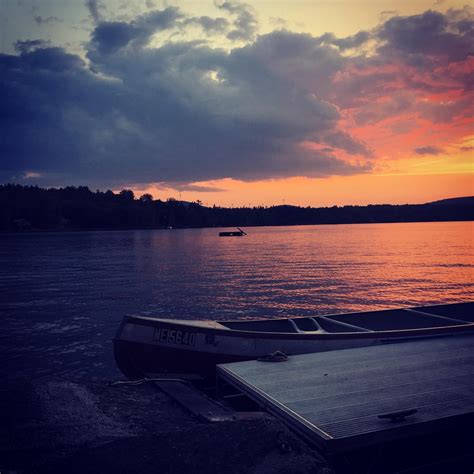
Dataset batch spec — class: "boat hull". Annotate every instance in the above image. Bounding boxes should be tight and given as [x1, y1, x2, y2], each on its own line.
[114, 339, 250, 379]
[113, 313, 474, 379]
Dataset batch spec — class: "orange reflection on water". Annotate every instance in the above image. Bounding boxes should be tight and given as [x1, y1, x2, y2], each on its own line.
[130, 221, 473, 318]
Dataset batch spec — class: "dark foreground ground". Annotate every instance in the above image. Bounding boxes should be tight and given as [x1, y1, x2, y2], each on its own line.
[2, 378, 474, 474]
[0, 379, 332, 474]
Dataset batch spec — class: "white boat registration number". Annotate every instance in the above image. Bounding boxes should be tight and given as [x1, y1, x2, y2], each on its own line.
[153, 328, 196, 346]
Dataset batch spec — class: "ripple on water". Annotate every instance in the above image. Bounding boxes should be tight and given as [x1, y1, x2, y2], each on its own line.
[1, 221, 472, 381]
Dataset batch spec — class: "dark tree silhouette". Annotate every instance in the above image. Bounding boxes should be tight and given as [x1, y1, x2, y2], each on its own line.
[139, 193, 153, 203]
[0, 184, 472, 232]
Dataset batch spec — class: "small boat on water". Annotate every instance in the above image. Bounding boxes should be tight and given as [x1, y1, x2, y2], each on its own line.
[114, 302, 474, 379]
[219, 227, 247, 237]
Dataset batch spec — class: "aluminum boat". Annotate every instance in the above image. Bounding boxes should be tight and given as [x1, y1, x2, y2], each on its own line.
[114, 302, 474, 378]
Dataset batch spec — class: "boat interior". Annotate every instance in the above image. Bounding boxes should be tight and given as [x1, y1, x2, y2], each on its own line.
[220, 302, 474, 334]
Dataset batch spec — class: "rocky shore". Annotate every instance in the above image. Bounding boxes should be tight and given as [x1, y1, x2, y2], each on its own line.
[1, 379, 332, 474]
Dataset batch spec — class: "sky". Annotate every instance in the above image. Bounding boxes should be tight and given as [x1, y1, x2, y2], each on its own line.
[1, 0, 473, 206]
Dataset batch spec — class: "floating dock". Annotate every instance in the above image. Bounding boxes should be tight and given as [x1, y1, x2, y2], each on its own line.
[217, 334, 474, 454]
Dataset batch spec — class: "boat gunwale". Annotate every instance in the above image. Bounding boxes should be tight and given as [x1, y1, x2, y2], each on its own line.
[119, 314, 474, 341]
[124, 301, 474, 325]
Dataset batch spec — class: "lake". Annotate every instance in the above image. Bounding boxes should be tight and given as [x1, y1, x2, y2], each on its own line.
[1, 221, 472, 381]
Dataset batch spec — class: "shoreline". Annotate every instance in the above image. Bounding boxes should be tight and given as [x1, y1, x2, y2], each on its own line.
[0, 377, 332, 474]
[3, 376, 473, 473]
[1, 217, 472, 234]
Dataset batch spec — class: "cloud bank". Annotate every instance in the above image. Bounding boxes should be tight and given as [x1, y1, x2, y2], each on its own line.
[0, 4, 472, 188]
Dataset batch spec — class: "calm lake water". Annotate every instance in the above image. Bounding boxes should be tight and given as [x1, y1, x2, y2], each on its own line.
[1, 221, 472, 381]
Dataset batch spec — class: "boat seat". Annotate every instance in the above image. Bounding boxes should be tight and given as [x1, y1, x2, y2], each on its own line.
[318, 316, 373, 333]
[288, 319, 303, 333]
[291, 317, 327, 333]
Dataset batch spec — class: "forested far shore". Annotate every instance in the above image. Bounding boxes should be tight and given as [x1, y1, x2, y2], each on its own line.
[0, 184, 473, 232]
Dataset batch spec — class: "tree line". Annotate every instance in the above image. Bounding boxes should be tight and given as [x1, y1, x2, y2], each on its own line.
[0, 184, 472, 231]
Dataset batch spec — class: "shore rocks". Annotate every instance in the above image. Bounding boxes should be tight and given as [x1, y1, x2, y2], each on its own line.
[0, 380, 332, 474]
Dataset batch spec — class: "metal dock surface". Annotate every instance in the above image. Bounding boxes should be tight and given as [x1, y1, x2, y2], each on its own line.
[217, 335, 474, 453]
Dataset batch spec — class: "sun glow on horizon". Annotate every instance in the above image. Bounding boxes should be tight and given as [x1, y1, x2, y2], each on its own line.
[130, 171, 473, 208]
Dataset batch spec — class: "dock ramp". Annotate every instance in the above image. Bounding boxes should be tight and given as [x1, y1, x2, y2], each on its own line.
[217, 335, 474, 453]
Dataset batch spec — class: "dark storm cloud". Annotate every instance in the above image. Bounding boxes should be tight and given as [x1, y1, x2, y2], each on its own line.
[414, 146, 444, 155]
[90, 22, 136, 55]
[377, 9, 474, 61]
[0, 24, 368, 187]
[89, 7, 183, 55]
[85, 0, 104, 24]
[332, 31, 370, 49]
[323, 131, 372, 157]
[217, 2, 258, 41]
[2, 6, 472, 188]
[0, 46, 112, 178]
[328, 8, 474, 125]
[14, 39, 50, 53]
[184, 16, 230, 34]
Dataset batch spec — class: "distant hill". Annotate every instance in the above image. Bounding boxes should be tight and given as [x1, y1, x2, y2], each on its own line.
[424, 196, 474, 207]
[0, 184, 472, 232]
[272, 204, 299, 210]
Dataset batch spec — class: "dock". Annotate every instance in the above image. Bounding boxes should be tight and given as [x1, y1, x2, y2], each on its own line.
[217, 334, 474, 455]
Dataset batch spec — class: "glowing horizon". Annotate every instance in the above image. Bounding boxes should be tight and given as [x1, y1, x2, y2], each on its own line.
[129, 172, 473, 208]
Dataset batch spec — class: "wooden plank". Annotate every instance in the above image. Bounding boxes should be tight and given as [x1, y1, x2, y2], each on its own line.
[217, 364, 336, 444]
[231, 335, 474, 378]
[240, 346, 474, 390]
[217, 335, 474, 453]
[319, 398, 474, 439]
[274, 364, 474, 404]
[324, 408, 474, 452]
[285, 374, 474, 413]
[302, 384, 474, 425]
[256, 354, 474, 397]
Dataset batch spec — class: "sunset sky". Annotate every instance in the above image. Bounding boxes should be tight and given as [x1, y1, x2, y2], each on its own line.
[1, 0, 473, 206]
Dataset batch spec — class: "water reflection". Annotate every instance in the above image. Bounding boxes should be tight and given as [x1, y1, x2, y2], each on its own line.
[1, 221, 472, 380]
